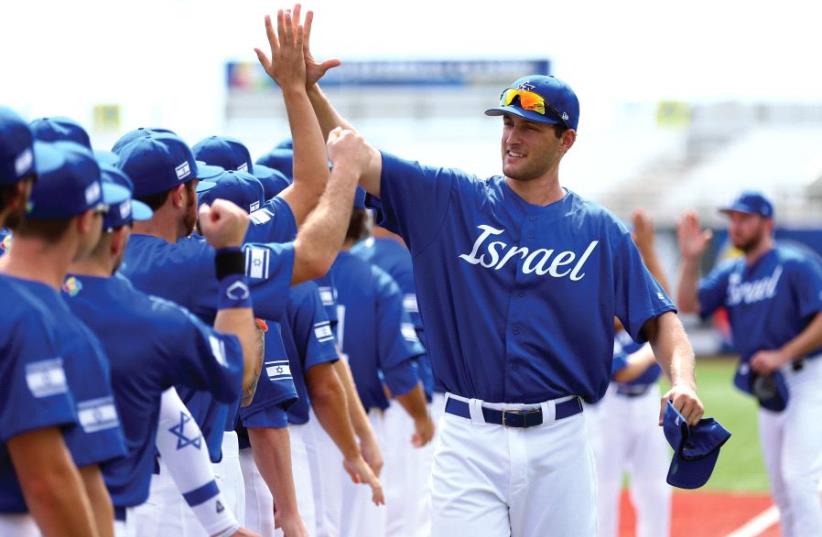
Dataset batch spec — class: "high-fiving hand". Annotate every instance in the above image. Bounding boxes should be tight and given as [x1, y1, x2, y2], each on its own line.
[254, 5, 308, 92]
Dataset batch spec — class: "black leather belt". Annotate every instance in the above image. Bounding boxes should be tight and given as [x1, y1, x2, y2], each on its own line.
[445, 397, 582, 428]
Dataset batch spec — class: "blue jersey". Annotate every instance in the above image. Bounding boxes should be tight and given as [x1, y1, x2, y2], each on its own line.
[246, 196, 297, 244]
[611, 329, 661, 386]
[698, 245, 822, 363]
[331, 251, 424, 411]
[351, 237, 434, 398]
[0, 276, 77, 513]
[284, 282, 339, 425]
[9, 277, 126, 467]
[314, 273, 339, 329]
[62, 273, 244, 508]
[121, 234, 294, 461]
[368, 152, 674, 404]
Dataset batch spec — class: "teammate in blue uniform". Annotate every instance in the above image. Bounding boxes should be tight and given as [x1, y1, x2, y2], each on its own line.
[0, 108, 103, 537]
[62, 163, 261, 536]
[0, 140, 129, 537]
[299, 15, 704, 534]
[677, 192, 822, 536]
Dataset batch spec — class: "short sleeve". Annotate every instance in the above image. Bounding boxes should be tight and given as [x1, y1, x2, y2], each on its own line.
[789, 256, 822, 319]
[155, 297, 244, 404]
[242, 241, 296, 321]
[372, 152, 457, 251]
[288, 283, 339, 372]
[314, 274, 338, 327]
[241, 404, 289, 429]
[613, 233, 677, 343]
[0, 312, 77, 442]
[697, 261, 734, 320]
[245, 196, 298, 243]
[239, 323, 298, 422]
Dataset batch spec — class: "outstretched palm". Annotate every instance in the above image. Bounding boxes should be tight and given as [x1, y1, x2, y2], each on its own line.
[302, 9, 341, 87]
[677, 211, 712, 259]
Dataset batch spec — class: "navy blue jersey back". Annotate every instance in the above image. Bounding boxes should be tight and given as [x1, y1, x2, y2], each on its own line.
[369, 152, 675, 403]
[63, 273, 243, 507]
[331, 251, 423, 411]
[699, 245, 822, 362]
[0, 276, 77, 513]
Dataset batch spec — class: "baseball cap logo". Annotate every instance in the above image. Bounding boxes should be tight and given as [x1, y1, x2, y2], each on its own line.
[237, 162, 248, 172]
[119, 200, 132, 219]
[518, 82, 536, 92]
[175, 161, 191, 180]
[15, 148, 33, 176]
[85, 182, 101, 205]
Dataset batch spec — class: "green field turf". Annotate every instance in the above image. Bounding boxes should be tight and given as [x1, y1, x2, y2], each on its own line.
[683, 356, 769, 493]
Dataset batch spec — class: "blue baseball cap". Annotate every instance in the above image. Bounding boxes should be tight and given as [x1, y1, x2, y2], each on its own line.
[733, 362, 789, 412]
[275, 138, 293, 150]
[254, 165, 290, 199]
[719, 191, 774, 219]
[116, 132, 198, 198]
[99, 165, 153, 229]
[663, 401, 731, 489]
[256, 148, 293, 180]
[197, 170, 265, 214]
[192, 136, 253, 172]
[30, 117, 92, 149]
[27, 142, 127, 219]
[0, 107, 37, 184]
[94, 149, 120, 167]
[195, 161, 225, 181]
[485, 75, 580, 131]
[112, 127, 178, 154]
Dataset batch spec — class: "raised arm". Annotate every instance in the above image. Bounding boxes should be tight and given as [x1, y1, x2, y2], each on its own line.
[676, 211, 713, 314]
[255, 6, 329, 225]
[632, 209, 670, 294]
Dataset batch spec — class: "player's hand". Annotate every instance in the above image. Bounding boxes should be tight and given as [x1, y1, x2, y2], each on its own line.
[677, 211, 712, 260]
[199, 199, 250, 249]
[750, 349, 790, 375]
[660, 383, 704, 427]
[326, 127, 371, 176]
[343, 454, 385, 506]
[274, 511, 308, 537]
[302, 8, 341, 87]
[360, 432, 384, 477]
[228, 527, 261, 537]
[254, 5, 306, 92]
[412, 415, 435, 447]
[631, 209, 655, 254]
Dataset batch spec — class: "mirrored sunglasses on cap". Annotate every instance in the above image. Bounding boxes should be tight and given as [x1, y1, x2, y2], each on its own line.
[499, 88, 570, 128]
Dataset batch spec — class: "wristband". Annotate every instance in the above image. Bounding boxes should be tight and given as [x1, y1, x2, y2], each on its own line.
[218, 274, 252, 310]
[214, 247, 245, 280]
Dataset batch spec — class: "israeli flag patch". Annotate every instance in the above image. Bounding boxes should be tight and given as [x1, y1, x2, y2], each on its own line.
[26, 358, 68, 398]
[401, 322, 419, 343]
[245, 246, 270, 279]
[265, 360, 292, 382]
[318, 287, 335, 306]
[403, 294, 418, 314]
[209, 335, 228, 367]
[250, 209, 273, 225]
[77, 396, 120, 433]
[313, 321, 335, 343]
[175, 161, 191, 180]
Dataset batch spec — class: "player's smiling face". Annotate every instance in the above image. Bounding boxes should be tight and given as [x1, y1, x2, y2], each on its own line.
[500, 114, 572, 182]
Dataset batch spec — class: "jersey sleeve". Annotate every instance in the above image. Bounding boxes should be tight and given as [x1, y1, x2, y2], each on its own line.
[697, 260, 734, 320]
[239, 323, 298, 425]
[242, 241, 296, 321]
[372, 151, 458, 252]
[154, 297, 244, 404]
[314, 274, 339, 328]
[0, 312, 77, 442]
[789, 256, 822, 319]
[374, 267, 425, 396]
[288, 283, 339, 372]
[245, 196, 298, 243]
[613, 232, 677, 343]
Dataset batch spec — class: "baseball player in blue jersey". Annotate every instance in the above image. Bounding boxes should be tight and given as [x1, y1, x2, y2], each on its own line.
[0, 108, 102, 537]
[351, 218, 435, 537]
[297, 13, 704, 535]
[62, 163, 261, 537]
[0, 140, 129, 537]
[677, 192, 822, 536]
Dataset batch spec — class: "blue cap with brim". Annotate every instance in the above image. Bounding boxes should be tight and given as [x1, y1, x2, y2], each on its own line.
[484, 75, 580, 130]
[116, 133, 198, 198]
[1, 107, 36, 184]
[30, 117, 92, 149]
[94, 149, 120, 167]
[27, 141, 110, 219]
[663, 401, 731, 489]
[99, 164, 153, 229]
[733, 362, 789, 412]
[719, 190, 774, 219]
[193, 135, 253, 174]
[256, 148, 293, 180]
[195, 161, 225, 181]
[112, 127, 178, 154]
[198, 170, 265, 214]
[254, 164, 290, 199]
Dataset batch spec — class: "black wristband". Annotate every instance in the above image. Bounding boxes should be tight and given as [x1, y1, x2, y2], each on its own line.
[214, 247, 245, 280]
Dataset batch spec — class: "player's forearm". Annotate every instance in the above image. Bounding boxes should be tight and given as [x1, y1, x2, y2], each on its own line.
[79, 465, 114, 537]
[781, 312, 822, 362]
[214, 309, 260, 406]
[8, 429, 99, 537]
[647, 312, 697, 389]
[291, 162, 359, 284]
[282, 85, 330, 225]
[638, 245, 671, 295]
[394, 383, 429, 422]
[332, 359, 374, 440]
[307, 365, 360, 459]
[676, 257, 701, 314]
[248, 427, 302, 517]
[612, 344, 658, 383]
[307, 84, 354, 140]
